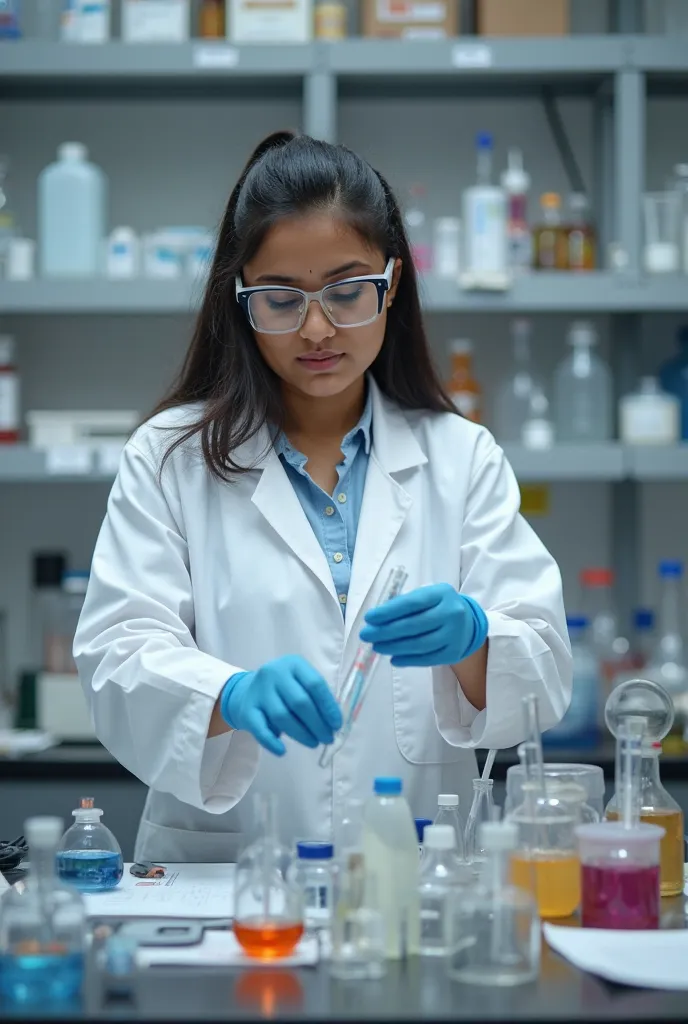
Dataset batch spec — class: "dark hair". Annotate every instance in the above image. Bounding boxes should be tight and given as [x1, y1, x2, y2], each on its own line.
[151, 130, 455, 479]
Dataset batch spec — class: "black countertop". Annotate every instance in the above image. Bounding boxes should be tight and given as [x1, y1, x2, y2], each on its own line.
[2, 742, 688, 783]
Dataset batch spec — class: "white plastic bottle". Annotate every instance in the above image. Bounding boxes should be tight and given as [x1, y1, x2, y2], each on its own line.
[462, 132, 507, 280]
[500, 148, 532, 274]
[362, 777, 419, 959]
[619, 377, 680, 445]
[554, 321, 613, 442]
[105, 227, 139, 279]
[434, 794, 465, 860]
[38, 143, 107, 278]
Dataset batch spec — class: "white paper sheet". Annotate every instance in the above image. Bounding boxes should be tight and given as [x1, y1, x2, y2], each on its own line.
[84, 863, 235, 919]
[544, 923, 688, 990]
[136, 929, 319, 969]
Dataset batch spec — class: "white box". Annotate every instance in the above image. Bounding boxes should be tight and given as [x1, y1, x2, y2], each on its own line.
[122, 0, 190, 42]
[228, 0, 313, 43]
[26, 410, 138, 447]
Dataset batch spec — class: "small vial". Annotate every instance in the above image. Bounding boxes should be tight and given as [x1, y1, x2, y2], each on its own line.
[419, 825, 469, 957]
[287, 842, 335, 928]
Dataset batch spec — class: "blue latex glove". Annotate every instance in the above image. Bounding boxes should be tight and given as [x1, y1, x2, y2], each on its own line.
[220, 655, 343, 757]
[359, 584, 488, 668]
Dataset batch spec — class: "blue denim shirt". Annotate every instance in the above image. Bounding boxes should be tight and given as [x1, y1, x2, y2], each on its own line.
[274, 390, 372, 614]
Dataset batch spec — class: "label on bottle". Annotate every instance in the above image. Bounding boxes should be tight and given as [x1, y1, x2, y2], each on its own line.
[0, 373, 19, 431]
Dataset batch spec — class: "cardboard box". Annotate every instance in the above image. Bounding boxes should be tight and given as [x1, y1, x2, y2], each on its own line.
[477, 0, 568, 36]
[228, 0, 313, 42]
[361, 0, 459, 39]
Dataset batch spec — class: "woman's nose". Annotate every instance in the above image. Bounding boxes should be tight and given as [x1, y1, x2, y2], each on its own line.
[299, 299, 336, 343]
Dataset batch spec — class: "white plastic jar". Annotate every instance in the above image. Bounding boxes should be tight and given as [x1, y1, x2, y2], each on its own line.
[287, 841, 335, 927]
[619, 377, 680, 445]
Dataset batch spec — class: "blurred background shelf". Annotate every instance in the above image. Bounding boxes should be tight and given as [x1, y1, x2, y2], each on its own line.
[503, 444, 625, 481]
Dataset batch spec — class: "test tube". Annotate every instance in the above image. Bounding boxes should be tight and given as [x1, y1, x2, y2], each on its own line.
[319, 567, 408, 769]
[617, 717, 645, 829]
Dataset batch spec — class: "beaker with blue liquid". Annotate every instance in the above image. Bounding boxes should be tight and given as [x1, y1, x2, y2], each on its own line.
[56, 796, 123, 892]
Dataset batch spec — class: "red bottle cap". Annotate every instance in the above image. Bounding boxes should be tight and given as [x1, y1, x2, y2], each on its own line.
[580, 568, 614, 587]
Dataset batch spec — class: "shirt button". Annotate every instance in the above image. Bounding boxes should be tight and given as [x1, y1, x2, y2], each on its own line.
[339, 594, 347, 605]
[337, 493, 347, 504]
[333, 552, 344, 564]
[325, 506, 335, 516]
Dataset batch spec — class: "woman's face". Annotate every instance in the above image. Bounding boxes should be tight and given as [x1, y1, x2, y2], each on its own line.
[242, 212, 400, 401]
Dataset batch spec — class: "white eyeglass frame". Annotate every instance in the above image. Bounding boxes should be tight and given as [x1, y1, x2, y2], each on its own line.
[235, 258, 395, 334]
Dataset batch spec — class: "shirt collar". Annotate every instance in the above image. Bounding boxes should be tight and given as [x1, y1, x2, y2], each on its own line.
[274, 382, 373, 461]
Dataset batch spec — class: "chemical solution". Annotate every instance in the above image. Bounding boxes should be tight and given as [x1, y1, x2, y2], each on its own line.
[234, 917, 304, 960]
[581, 862, 660, 929]
[607, 809, 684, 897]
[0, 951, 84, 1004]
[56, 849, 123, 892]
[510, 852, 580, 918]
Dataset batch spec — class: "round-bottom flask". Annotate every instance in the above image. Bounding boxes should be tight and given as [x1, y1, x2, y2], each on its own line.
[56, 797, 123, 892]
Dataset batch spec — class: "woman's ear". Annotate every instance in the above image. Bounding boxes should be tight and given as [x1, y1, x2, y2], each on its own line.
[387, 258, 402, 306]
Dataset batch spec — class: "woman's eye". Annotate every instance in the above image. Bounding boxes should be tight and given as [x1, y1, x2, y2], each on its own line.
[328, 285, 363, 304]
[266, 295, 301, 311]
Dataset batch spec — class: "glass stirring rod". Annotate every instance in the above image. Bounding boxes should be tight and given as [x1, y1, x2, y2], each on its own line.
[319, 566, 408, 769]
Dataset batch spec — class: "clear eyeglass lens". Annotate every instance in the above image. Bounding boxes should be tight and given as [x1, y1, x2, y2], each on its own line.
[248, 281, 380, 332]
[248, 289, 306, 333]
[322, 280, 379, 327]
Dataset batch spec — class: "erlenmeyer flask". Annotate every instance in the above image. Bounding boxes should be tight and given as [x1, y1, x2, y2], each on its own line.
[464, 779, 495, 871]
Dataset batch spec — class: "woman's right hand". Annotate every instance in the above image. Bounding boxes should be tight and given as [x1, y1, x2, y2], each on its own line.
[219, 655, 343, 757]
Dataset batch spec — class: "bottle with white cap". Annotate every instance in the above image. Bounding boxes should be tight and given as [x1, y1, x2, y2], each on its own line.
[434, 794, 465, 860]
[38, 142, 107, 278]
[447, 819, 540, 987]
[418, 824, 470, 957]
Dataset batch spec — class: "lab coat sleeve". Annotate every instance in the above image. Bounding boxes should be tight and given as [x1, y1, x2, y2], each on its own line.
[74, 439, 260, 813]
[432, 432, 572, 749]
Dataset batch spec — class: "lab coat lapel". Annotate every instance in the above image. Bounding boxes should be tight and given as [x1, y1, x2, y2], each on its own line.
[345, 381, 428, 640]
[251, 446, 338, 604]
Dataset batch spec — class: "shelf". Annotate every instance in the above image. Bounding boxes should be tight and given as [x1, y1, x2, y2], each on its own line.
[503, 444, 625, 482]
[0, 445, 117, 482]
[626, 445, 688, 480]
[3, 273, 688, 315]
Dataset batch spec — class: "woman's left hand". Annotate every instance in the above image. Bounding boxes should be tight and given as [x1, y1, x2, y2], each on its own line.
[359, 583, 488, 667]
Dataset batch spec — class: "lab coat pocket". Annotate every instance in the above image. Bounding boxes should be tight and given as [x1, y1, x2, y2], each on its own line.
[391, 665, 462, 765]
[135, 820, 244, 864]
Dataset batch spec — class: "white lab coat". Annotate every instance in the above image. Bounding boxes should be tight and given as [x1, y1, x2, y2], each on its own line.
[74, 378, 571, 863]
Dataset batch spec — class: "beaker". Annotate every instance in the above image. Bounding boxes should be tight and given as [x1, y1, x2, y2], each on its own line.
[509, 785, 581, 919]
[577, 822, 663, 929]
[505, 762, 604, 820]
[643, 192, 681, 273]
[464, 779, 495, 872]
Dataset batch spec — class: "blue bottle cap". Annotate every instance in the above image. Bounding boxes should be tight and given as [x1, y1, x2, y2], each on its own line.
[373, 776, 402, 796]
[566, 615, 589, 630]
[415, 818, 433, 843]
[659, 559, 683, 578]
[296, 841, 333, 860]
[633, 608, 654, 630]
[476, 131, 493, 151]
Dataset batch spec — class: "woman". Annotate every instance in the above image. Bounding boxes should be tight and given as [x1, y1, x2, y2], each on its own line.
[75, 132, 571, 863]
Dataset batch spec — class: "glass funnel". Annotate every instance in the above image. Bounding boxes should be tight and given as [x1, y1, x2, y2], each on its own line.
[0, 817, 86, 1005]
[56, 797, 123, 892]
[464, 779, 495, 872]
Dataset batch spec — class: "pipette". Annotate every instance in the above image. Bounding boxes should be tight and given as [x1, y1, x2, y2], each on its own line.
[319, 566, 408, 768]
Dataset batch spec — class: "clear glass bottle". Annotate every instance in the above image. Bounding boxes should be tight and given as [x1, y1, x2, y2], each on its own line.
[566, 192, 596, 271]
[447, 339, 481, 423]
[521, 386, 555, 450]
[434, 793, 465, 860]
[631, 609, 655, 669]
[405, 184, 433, 274]
[494, 319, 536, 443]
[645, 560, 688, 752]
[447, 820, 540, 986]
[287, 841, 335, 928]
[56, 797, 123, 892]
[554, 321, 613, 442]
[464, 778, 495, 872]
[542, 616, 599, 748]
[533, 192, 568, 270]
[0, 816, 86, 1005]
[500, 148, 532, 274]
[418, 825, 469, 957]
[579, 567, 630, 691]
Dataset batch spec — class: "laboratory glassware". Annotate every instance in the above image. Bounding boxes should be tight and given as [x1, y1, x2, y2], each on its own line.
[554, 321, 613, 442]
[566, 192, 596, 271]
[0, 816, 86, 1005]
[330, 861, 385, 980]
[521, 386, 554, 450]
[659, 325, 688, 440]
[434, 793, 465, 861]
[56, 796, 123, 892]
[631, 609, 655, 669]
[644, 561, 688, 751]
[580, 567, 630, 690]
[433, 217, 461, 279]
[31, 551, 66, 672]
[447, 820, 540, 987]
[0, 336, 19, 444]
[0, 157, 16, 278]
[494, 318, 536, 443]
[234, 794, 303, 959]
[287, 842, 335, 928]
[319, 567, 408, 767]
[464, 778, 495, 871]
[404, 184, 433, 274]
[447, 339, 481, 423]
[505, 762, 604, 821]
[501, 148, 532, 274]
[508, 694, 581, 918]
[415, 818, 433, 856]
[38, 143, 107, 278]
[643, 192, 681, 273]
[533, 192, 567, 270]
[674, 164, 688, 272]
[619, 377, 680, 446]
[542, 616, 598, 748]
[577, 719, 663, 929]
[463, 131, 507, 278]
[604, 677, 684, 897]
[419, 825, 469, 957]
[362, 777, 419, 959]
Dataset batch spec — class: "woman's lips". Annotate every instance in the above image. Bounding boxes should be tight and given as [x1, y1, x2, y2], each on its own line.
[297, 352, 344, 372]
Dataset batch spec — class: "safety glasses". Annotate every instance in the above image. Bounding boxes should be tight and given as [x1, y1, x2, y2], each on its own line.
[235, 258, 395, 335]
